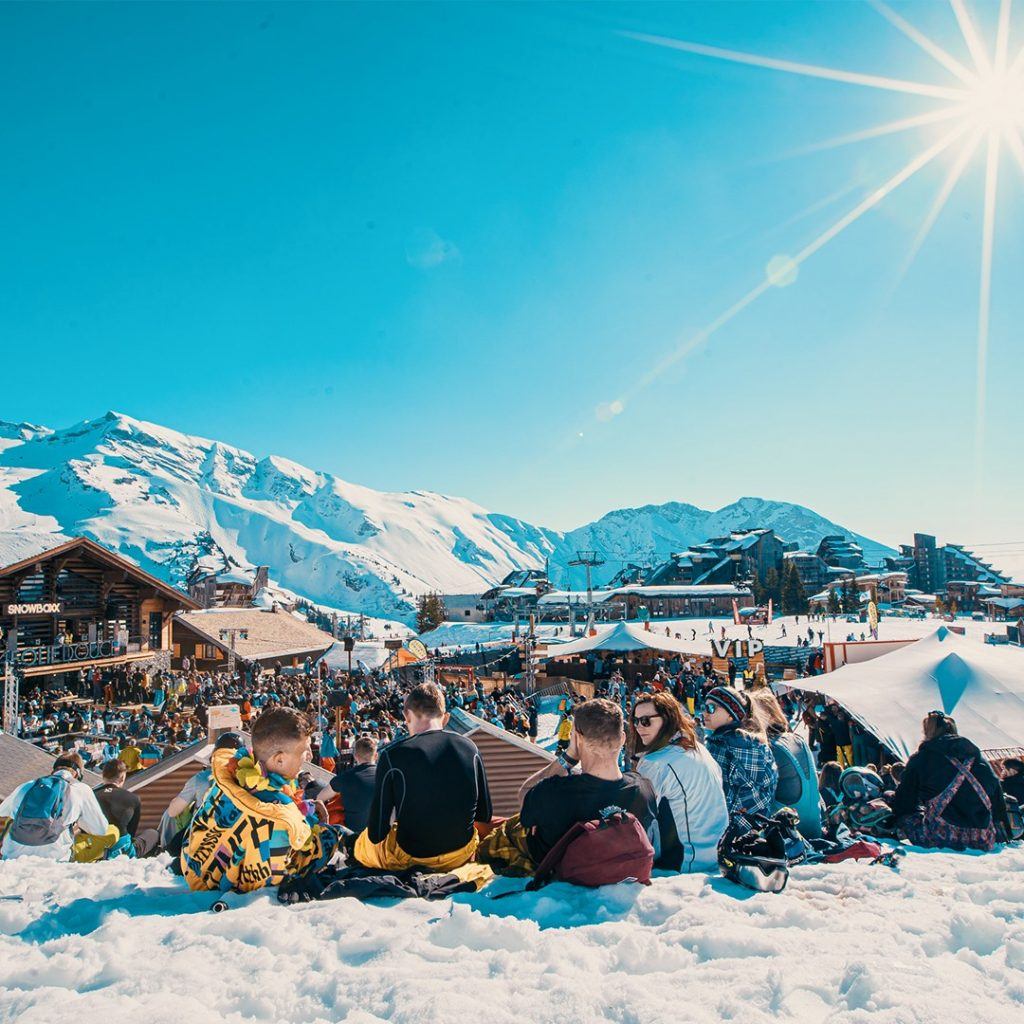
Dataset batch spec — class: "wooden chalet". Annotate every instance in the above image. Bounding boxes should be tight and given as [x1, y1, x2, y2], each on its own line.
[0, 536, 198, 684]
[172, 607, 334, 671]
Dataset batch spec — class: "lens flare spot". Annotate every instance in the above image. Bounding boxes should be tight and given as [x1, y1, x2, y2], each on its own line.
[766, 254, 799, 287]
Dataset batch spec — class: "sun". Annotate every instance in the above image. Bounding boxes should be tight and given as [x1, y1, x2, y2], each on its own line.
[967, 70, 1024, 132]
[614, 0, 1024, 484]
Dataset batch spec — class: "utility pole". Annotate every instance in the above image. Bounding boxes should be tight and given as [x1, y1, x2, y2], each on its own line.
[524, 613, 536, 694]
[219, 628, 248, 678]
[569, 550, 605, 634]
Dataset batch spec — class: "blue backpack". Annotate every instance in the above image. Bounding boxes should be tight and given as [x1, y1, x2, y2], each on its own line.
[10, 774, 71, 846]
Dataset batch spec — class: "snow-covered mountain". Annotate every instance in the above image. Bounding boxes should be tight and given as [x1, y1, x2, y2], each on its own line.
[0, 412, 894, 623]
[560, 497, 892, 588]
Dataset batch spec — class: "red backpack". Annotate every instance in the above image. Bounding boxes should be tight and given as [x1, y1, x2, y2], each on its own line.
[526, 809, 654, 891]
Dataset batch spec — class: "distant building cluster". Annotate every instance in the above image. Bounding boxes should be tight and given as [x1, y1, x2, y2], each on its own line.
[450, 528, 1023, 624]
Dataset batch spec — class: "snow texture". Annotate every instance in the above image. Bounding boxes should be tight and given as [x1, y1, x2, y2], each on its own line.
[1, 845, 1023, 1023]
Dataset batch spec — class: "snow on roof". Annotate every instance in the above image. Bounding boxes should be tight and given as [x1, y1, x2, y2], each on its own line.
[493, 587, 538, 599]
[536, 589, 615, 605]
[608, 584, 751, 599]
[216, 570, 254, 585]
[447, 707, 555, 760]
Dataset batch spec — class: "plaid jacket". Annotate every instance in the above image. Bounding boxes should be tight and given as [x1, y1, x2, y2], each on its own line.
[706, 729, 778, 816]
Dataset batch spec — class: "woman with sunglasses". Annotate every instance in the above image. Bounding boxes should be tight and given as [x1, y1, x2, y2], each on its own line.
[701, 685, 778, 818]
[630, 691, 729, 872]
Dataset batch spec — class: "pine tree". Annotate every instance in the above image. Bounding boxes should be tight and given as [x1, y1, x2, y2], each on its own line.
[416, 593, 447, 634]
[841, 575, 859, 614]
[763, 567, 781, 608]
[827, 586, 841, 616]
[783, 562, 809, 615]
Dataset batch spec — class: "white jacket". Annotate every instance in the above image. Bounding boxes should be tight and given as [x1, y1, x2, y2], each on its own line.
[0, 770, 109, 861]
[636, 743, 730, 873]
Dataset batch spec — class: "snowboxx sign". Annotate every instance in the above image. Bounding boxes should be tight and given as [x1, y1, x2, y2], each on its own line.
[5, 601, 64, 615]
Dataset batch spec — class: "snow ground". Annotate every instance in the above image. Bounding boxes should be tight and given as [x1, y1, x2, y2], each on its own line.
[2, 846, 1023, 1024]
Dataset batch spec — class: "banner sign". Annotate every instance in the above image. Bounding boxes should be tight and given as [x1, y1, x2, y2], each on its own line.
[711, 638, 764, 658]
[5, 602, 64, 616]
[16, 640, 115, 667]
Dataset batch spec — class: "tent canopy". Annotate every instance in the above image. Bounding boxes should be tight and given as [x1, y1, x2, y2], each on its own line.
[790, 627, 1024, 760]
[543, 621, 703, 659]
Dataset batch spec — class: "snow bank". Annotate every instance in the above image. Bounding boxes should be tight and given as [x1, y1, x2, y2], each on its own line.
[2, 846, 1023, 1023]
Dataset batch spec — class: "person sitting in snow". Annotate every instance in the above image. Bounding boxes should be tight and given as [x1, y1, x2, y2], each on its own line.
[181, 708, 343, 893]
[891, 712, 1010, 852]
[0, 752, 109, 861]
[629, 691, 728, 872]
[353, 683, 492, 873]
[701, 686, 778, 818]
[478, 698, 656, 875]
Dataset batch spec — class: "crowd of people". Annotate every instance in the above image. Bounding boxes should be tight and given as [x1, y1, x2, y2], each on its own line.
[3, 666, 1022, 900]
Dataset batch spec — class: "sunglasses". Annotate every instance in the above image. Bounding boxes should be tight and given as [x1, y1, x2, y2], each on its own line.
[633, 713, 662, 728]
[704, 701, 722, 716]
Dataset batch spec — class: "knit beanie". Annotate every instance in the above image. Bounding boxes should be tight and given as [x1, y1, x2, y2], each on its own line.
[705, 685, 750, 725]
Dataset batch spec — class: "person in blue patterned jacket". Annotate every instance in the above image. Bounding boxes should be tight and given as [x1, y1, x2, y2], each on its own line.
[702, 686, 778, 817]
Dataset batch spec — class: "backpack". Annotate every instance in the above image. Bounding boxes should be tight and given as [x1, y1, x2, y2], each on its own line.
[526, 808, 654, 890]
[10, 774, 71, 846]
[1004, 796, 1024, 841]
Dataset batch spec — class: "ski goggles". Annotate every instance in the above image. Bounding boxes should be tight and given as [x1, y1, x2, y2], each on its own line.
[734, 860, 789, 894]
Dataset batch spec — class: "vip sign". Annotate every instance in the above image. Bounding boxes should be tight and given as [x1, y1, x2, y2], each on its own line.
[711, 638, 764, 659]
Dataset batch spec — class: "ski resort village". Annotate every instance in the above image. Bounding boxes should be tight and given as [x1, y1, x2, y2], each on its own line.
[1, 412, 1024, 1023]
[5, 1, 1024, 1021]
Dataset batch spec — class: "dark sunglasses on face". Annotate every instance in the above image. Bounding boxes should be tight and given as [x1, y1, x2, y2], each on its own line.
[633, 713, 662, 728]
[704, 701, 721, 716]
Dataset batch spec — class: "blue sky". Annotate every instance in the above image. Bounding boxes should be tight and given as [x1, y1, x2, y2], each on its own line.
[2, 1, 1022, 558]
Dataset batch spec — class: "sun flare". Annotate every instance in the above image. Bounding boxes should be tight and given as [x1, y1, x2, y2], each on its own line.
[622, 0, 1024, 482]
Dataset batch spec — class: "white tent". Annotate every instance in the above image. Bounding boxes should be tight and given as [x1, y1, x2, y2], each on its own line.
[790, 628, 1024, 760]
[543, 621, 704, 659]
[318, 640, 391, 673]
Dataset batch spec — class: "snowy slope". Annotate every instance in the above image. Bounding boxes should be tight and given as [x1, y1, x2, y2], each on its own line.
[0, 412, 897, 624]
[0, 413, 560, 623]
[1, 847, 1023, 1024]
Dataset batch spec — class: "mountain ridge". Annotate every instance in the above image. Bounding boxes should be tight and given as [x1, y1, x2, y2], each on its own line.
[0, 411, 895, 623]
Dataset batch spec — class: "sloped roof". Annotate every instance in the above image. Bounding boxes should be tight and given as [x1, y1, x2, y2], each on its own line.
[0, 535, 198, 609]
[175, 608, 333, 663]
[447, 708, 554, 760]
[543, 620, 705, 658]
[0, 732, 102, 798]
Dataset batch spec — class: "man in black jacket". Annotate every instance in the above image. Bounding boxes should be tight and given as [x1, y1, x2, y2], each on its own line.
[354, 683, 491, 872]
[891, 713, 1010, 849]
[329, 735, 377, 835]
[94, 759, 158, 856]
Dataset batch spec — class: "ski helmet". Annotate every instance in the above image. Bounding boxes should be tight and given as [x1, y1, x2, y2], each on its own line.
[838, 767, 885, 803]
